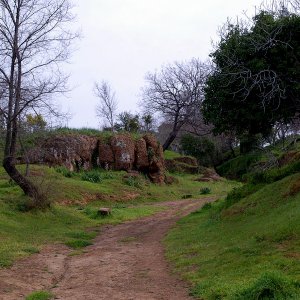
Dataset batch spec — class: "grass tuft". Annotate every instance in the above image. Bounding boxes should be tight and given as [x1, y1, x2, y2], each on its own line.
[65, 240, 93, 249]
[233, 272, 300, 300]
[200, 187, 211, 195]
[25, 290, 53, 300]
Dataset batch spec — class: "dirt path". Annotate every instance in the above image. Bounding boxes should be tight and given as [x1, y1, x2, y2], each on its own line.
[0, 198, 213, 300]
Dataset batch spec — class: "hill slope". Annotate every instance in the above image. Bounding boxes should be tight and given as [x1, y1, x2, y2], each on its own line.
[165, 173, 300, 299]
[0, 164, 236, 268]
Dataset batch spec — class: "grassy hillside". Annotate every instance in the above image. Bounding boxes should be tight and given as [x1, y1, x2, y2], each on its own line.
[0, 164, 236, 268]
[217, 138, 300, 180]
[165, 173, 300, 299]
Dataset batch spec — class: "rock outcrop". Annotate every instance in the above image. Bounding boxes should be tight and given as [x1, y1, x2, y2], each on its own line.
[111, 134, 135, 171]
[27, 135, 98, 171]
[194, 168, 224, 182]
[26, 133, 166, 184]
[165, 156, 199, 174]
[143, 134, 165, 184]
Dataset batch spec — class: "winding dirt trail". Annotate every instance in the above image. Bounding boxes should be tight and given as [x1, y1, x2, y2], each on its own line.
[0, 198, 213, 300]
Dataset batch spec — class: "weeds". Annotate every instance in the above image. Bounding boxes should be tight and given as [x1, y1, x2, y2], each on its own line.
[25, 290, 53, 300]
[200, 187, 211, 195]
[81, 170, 102, 183]
[123, 176, 143, 189]
[55, 166, 73, 178]
[65, 240, 93, 249]
[233, 272, 300, 300]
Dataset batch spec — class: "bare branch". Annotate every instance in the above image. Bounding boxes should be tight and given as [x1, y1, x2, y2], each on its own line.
[94, 80, 118, 131]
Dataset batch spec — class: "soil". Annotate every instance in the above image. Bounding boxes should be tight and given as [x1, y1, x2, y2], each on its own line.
[0, 198, 214, 300]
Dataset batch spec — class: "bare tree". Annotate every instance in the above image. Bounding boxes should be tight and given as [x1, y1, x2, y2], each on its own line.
[94, 81, 118, 131]
[0, 0, 77, 205]
[142, 59, 209, 151]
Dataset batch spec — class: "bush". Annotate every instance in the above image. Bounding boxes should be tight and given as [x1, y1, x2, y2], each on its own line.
[233, 272, 300, 300]
[180, 134, 216, 166]
[81, 170, 102, 183]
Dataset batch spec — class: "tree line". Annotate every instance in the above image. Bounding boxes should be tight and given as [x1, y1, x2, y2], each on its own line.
[0, 0, 299, 206]
[96, 0, 300, 154]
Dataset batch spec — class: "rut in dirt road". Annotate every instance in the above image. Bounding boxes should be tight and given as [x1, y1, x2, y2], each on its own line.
[0, 198, 213, 300]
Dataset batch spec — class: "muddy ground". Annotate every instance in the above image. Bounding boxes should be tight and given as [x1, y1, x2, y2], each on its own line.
[0, 198, 213, 300]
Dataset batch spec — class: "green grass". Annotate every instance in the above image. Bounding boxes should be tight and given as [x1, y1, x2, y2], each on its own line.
[25, 290, 53, 300]
[0, 199, 163, 267]
[0, 164, 236, 268]
[165, 173, 300, 299]
[164, 150, 182, 160]
[217, 152, 263, 179]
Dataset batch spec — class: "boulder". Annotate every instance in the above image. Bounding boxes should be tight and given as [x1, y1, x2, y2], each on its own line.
[143, 134, 165, 184]
[98, 140, 114, 170]
[111, 134, 135, 171]
[165, 159, 199, 174]
[173, 156, 198, 166]
[98, 208, 111, 216]
[28, 135, 98, 171]
[135, 138, 149, 171]
[195, 168, 223, 182]
[25, 133, 166, 184]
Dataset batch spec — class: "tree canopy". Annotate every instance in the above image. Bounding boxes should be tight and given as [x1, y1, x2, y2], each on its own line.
[142, 59, 208, 151]
[202, 7, 300, 147]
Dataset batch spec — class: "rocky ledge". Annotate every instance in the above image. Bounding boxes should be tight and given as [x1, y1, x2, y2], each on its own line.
[26, 133, 165, 184]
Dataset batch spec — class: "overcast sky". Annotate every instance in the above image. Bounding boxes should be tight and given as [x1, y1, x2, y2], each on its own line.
[61, 0, 263, 128]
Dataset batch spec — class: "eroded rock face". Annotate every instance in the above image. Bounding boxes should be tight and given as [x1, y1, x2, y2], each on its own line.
[98, 140, 114, 170]
[143, 134, 165, 184]
[111, 134, 135, 171]
[27, 133, 165, 183]
[135, 138, 149, 171]
[27, 135, 98, 171]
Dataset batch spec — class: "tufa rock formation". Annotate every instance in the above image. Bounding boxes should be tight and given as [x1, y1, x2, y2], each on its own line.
[165, 156, 199, 174]
[26, 133, 166, 184]
[27, 135, 98, 172]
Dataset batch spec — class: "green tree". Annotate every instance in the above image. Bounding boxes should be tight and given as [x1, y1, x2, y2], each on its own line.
[25, 114, 47, 132]
[203, 7, 300, 153]
[115, 111, 140, 133]
[180, 134, 216, 166]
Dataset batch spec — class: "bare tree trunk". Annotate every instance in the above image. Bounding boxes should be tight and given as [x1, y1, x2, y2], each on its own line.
[162, 120, 182, 151]
[2, 2, 42, 201]
[3, 156, 39, 197]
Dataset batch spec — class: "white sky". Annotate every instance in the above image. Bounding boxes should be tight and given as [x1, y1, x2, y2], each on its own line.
[61, 0, 263, 128]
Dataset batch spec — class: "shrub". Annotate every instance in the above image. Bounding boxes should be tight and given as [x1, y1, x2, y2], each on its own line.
[180, 134, 216, 166]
